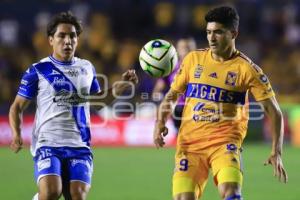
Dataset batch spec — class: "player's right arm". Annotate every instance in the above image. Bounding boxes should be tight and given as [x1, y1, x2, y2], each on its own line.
[9, 96, 31, 153]
[153, 51, 193, 148]
[154, 89, 180, 148]
[9, 65, 38, 153]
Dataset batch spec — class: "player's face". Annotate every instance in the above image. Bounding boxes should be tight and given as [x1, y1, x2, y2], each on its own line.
[49, 23, 78, 61]
[176, 39, 196, 60]
[206, 22, 236, 55]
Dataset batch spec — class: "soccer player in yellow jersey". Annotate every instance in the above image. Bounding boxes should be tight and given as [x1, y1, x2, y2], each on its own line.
[153, 6, 288, 200]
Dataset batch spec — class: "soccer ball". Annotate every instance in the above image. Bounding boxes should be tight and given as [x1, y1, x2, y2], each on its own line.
[139, 39, 178, 78]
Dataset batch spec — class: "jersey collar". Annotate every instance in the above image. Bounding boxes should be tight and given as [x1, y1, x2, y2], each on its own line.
[49, 55, 75, 66]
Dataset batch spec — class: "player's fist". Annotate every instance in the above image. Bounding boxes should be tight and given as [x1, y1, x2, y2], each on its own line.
[113, 69, 138, 96]
[153, 120, 168, 149]
[122, 69, 138, 85]
[10, 135, 23, 153]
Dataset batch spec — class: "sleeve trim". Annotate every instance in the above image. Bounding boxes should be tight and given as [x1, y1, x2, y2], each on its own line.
[17, 93, 33, 100]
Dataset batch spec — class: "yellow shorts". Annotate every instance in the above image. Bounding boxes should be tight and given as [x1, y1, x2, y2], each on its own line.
[172, 143, 243, 198]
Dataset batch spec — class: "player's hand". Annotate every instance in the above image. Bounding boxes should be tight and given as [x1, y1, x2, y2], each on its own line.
[153, 120, 168, 149]
[264, 153, 288, 183]
[122, 69, 138, 85]
[113, 69, 138, 96]
[10, 135, 23, 153]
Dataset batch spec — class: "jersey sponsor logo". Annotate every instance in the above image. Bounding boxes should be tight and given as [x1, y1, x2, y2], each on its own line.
[19, 87, 27, 91]
[259, 74, 269, 84]
[209, 72, 218, 78]
[21, 79, 28, 85]
[71, 159, 88, 167]
[37, 158, 51, 171]
[193, 114, 220, 122]
[80, 67, 88, 75]
[53, 76, 67, 86]
[227, 143, 238, 151]
[201, 107, 222, 114]
[192, 102, 221, 122]
[194, 64, 203, 78]
[53, 90, 86, 106]
[186, 83, 246, 105]
[225, 71, 237, 86]
[49, 69, 61, 76]
[193, 102, 205, 111]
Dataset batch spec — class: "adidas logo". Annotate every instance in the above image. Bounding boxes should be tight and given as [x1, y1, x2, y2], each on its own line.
[50, 69, 60, 76]
[209, 72, 218, 78]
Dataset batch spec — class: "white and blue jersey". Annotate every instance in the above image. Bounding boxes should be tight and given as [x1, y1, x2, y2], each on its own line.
[18, 56, 101, 156]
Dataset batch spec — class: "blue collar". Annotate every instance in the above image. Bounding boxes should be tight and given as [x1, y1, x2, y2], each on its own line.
[49, 55, 75, 66]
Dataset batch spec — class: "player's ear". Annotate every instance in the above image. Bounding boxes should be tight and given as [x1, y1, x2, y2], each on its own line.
[231, 30, 238, 39]
[48, 36, 54, 46]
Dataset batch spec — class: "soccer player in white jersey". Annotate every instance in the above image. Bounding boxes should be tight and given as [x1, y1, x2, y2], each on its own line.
[9, 11, 138, 200]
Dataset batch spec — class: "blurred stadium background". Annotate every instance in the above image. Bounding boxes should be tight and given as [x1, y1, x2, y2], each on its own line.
[0, 0, 300, 199]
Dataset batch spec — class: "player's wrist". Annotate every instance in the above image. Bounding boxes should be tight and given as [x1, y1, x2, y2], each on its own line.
[155, 119, 166, 125]
[271, 149, 282, 156]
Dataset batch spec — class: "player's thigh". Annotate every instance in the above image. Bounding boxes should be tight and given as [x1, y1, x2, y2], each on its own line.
[70, 181, 91, 200]
[38, 175, 63, 198]
[211, 143, 243, 185]
[173, 192, 197, 200]
[173, 151, 209, 199]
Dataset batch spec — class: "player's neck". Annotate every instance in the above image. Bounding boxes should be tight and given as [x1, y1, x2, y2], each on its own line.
[211, 47, 237, 62]
[51, 54, 74, 63]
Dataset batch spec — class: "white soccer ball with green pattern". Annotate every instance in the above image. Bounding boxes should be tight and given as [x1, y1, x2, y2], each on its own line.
[139, 39, 178, 77]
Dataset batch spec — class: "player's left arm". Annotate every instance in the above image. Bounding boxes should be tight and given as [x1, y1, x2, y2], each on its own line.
[260, 96, 288, 183]
[89, 69, 138, 110]
[245, 61, 288, 183]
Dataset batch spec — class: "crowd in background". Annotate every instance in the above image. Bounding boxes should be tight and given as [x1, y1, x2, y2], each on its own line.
[0, 0, 300, 114]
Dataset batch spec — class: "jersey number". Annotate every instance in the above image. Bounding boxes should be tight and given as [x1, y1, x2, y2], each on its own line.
[179, 159, 188, 171]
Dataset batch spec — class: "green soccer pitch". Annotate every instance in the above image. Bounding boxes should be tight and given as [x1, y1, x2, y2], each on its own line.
[1, 143, 299, 200]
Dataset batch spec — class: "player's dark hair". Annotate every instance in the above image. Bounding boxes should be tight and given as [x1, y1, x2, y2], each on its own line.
[205, 6, 239, 31]
[47, 11, 82, 37]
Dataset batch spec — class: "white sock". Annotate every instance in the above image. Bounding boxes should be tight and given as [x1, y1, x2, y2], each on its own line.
[32, 193, 39, 200]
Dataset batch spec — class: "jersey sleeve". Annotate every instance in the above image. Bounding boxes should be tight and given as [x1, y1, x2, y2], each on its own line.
[89, 65, 101, 94]
[17, 66, 39, 99]
[170, 52, 192, 93]
[245, 63, 275, 101]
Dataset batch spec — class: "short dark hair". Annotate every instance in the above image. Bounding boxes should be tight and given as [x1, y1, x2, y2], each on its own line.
[47, 11, 83, 37]
[205, 6, 239, 31]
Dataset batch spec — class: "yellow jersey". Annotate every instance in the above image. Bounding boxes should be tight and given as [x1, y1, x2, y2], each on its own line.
[171, 49, 274, 152]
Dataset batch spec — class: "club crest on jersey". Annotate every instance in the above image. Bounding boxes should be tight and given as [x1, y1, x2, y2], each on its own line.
[225, 71, 237, 86]
[194, 64, 203, 78]
[67, 69, 79, 77]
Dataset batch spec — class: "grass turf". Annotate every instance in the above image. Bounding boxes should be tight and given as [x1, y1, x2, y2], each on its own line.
[0, 143, 299, 200]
